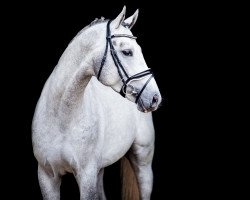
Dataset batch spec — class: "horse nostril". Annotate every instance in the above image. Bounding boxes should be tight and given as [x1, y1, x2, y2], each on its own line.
[151, 94, 159, 108]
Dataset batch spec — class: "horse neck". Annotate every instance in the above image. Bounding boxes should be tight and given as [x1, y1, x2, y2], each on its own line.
[47, 24, 104, 118]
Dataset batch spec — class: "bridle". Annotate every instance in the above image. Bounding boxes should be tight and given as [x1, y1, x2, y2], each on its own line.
[97, 20, 154, 104]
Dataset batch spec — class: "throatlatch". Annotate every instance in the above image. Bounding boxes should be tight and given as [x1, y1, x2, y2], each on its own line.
[97, 20, 154, 104]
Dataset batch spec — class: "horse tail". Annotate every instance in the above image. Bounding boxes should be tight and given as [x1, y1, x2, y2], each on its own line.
[121, 157, 139, 200]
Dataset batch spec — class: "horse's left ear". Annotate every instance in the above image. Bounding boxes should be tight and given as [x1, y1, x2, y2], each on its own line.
[123, 9, 139, 29]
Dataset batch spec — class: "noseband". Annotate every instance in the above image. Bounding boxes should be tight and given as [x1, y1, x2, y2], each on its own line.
[97, 20, 154, 104]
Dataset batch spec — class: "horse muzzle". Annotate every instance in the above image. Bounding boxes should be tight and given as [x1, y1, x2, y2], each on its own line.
[137, 93, 161, 113]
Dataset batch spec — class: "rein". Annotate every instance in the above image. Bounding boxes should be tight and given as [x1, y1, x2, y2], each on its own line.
[97, 20, 154, 104]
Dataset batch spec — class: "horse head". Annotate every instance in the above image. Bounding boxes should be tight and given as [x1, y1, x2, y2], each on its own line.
[95, 6, 162, 112]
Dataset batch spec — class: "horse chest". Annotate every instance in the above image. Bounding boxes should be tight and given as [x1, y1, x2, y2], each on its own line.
[99, 114, 137, 167]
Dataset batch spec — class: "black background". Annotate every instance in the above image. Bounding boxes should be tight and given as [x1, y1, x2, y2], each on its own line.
[2, 0, 237, 199]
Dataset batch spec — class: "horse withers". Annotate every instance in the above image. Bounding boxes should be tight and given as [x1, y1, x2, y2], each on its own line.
[32, 6, 162, 200]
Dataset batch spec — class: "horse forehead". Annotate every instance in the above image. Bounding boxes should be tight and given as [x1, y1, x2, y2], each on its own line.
[114, 37, 137, 47]
[113, 26, 133, 36]
[113, 28, 138, 45]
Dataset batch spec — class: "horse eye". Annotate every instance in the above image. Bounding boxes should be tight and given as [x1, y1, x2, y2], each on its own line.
[122, 49, 133, 56]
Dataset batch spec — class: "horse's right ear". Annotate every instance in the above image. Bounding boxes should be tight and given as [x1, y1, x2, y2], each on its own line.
[111, 6, 126, 29]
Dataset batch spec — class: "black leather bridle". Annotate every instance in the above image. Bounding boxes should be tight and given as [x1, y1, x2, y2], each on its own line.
[97, 20, 154, 104]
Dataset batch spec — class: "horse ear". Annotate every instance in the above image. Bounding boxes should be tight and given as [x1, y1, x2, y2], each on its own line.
[112, 6, 126, 29]
[123, 9, 139, 29]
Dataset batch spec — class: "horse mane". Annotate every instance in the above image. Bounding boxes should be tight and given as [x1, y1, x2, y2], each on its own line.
[76, 17, 108, 37]
[89, 17, 108, 26]
[68, 17, 108, 45]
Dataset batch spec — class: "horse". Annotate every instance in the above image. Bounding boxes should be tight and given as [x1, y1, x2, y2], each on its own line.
[32, 6, 162, 200]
